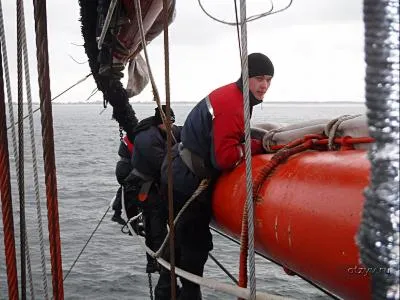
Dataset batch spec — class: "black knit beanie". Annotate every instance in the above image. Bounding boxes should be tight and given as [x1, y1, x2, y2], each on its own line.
[248, 53, 274, 78]
[154, 105, 175, 125]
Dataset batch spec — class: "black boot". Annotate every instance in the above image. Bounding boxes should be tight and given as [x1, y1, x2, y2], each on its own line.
[111, 210, 125, 225]
[154, 268, 172, 300]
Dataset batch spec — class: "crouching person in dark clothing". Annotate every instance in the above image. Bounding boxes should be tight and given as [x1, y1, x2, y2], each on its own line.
[111, 135, 137, 225]
[124, 105, 181, 274]
[155, 53, 274, 300]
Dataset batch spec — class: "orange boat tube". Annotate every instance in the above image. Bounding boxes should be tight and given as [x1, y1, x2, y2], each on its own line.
[212, 150, 371, 299]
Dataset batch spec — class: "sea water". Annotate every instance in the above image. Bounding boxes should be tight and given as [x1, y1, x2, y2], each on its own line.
[0, 102, 365, 299]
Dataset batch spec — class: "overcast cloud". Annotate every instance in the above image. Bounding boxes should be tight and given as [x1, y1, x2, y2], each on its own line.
[2, 0, 364, 104]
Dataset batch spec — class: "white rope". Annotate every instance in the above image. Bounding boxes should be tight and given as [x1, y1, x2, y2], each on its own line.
[239, 0, 257, 298]
[19, 0, 49, 298]
[121, 189, 288, 300]
[324, 114, 362, 150]
[16, 0, 35, 297]
[97, 0, 118, 50]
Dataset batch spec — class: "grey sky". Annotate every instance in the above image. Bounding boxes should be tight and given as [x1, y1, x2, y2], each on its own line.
[2, 0, 365, 103]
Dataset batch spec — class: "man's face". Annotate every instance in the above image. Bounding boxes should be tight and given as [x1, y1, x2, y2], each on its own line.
[249, 75, 272, 101]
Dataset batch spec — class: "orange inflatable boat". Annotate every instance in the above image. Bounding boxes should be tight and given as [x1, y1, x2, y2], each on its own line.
[212, 149, 372, 299]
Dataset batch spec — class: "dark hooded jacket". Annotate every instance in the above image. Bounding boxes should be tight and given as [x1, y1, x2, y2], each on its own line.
[131, 116, 181, 181]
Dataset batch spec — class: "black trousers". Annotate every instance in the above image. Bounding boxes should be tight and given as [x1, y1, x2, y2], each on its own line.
[155, 187, 213, 300]
[125, 182, 168, 265]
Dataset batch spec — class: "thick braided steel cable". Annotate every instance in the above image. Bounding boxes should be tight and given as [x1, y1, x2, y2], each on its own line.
[20, 0, 49, 298]
[2, 1, 32, 296]
[32, 1, 64, 299]
[16, 1, 28, 298]
[0, 42, 19, 300]
[239, 1, 256, 299]
[357, 0, 400, 299]
[132, 0, 176, 145]
[0, 0, 19, 172]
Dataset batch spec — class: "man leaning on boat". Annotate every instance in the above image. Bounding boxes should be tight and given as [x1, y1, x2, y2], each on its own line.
[154, 53, 274, 300]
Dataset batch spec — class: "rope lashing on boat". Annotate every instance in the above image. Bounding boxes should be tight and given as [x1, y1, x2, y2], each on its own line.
[63, 206, 111, 282]
[19, 0, 49, 297]
[357, 0, 400, 298]
[197, 0, 293, 25]
[0, 43, 19, 300]
[324, 114, 363, 150]
[262, 128, 283, 153]
[263, 133, 374, 153]
[16, 0, 29, 297]
[255, 135, 326, 198]
[32, 1, 64, 298]
[237, 1, 257, 298]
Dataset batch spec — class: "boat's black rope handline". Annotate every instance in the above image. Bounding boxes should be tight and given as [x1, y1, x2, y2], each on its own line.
[208, 252, 238, 285]
[210, 226, 340, 299]
[85, 87, 99, 102]
[63, 206, 110, 282]
[7, 73, 92, 130]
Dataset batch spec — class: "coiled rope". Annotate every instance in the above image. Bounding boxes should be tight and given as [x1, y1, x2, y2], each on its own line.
[32, 0, 64, 298]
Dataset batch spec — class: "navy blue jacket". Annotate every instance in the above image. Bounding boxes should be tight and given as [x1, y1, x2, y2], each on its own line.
[132, 124, 181, 181]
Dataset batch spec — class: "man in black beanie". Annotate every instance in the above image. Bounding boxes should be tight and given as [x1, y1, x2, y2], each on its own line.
[154, 53, 274, 300]
[124, 105, 181, 274]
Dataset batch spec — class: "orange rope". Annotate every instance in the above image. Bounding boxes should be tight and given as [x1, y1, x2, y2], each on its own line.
[32, 1, 64, 298]
[268, 136, 374, 152]
[0, 43, 19, 300]
[238, 135, 326, 297]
